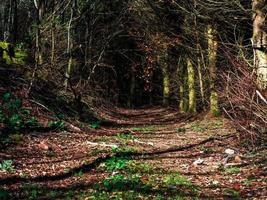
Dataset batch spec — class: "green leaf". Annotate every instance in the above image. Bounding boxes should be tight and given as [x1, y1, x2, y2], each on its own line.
[2, 92, 11, 102]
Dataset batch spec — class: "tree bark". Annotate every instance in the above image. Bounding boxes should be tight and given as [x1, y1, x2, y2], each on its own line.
[252, 0, 267, 90]
[207, 24, 220, 116]
[187, 58, 196, 113]
[179, 58, 188, 113]
[162, 62, 170, 106]
[64, 2, 74, 90]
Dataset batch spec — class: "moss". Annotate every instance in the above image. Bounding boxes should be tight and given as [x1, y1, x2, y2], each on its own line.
[162, 64, 170, 106]
[0, 41, 28, 65]
[209, 91, 220, 117]
[187, 59, 196, 114]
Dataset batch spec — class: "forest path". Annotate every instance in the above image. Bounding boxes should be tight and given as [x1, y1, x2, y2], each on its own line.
[0, 107, 266, 199]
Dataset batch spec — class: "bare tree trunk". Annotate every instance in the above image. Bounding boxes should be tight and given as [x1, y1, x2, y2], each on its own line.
[51, 0, 55, 64]
[13, 0, 17, 43]
[64, 0, 75, 90]
[252, 0, 267, 90]
[194, 0, 205, 105]
[34, 0, 44, 65]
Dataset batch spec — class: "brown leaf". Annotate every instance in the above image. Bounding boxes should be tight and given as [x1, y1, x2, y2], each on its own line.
[234, 155, 242, 163]
[37, 141, 49, 150]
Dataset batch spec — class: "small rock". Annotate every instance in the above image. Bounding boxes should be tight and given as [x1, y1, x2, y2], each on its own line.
[193, 158, 204, 165]
[225, 148, 235, 155]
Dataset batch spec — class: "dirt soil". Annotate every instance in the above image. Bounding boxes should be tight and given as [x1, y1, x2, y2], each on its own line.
[0, 107, 266, 199]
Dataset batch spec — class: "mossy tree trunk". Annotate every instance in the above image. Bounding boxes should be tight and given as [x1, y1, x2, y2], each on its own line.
[179, 57, 188, 113]
[252, 0, 267, 90]
[207, 24, 220, 116]
[162, 62, 170, 106]
[187, 58, 196, 113]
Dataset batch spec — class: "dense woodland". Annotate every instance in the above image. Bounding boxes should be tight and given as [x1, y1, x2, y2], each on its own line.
[0, 0, 266, 199]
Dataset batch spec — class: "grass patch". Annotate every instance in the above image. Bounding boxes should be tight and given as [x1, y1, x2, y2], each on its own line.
[223, 188, 240, 198]
[224, 167, 241, 174]
[99, 156, 130, 172]
[98, 174, 151, 192]
[131, 126, 155, 133]
[200, 147, 214, 154]
[162, 173, 193, 187]
[210, 120, 223, 128]
[176, 127, 186, 134]
[111, 146, 138, 154]
[0, 160, 15, 173]
[116, 132, 135, 140]
[126, 161, 155, 174]
[190, 122, 206, 132]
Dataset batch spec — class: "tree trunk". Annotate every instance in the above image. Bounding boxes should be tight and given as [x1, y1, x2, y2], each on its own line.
[187, 58, 196, 113]
[252, 0, 267, 90]
[207, 24, 220, 116]
[12, 0, 17, 43]
[179, 58, 188, 113]
[128, 69, 135, 108]
[35, 0, 44, 65]
[162, 62, 170, 106]
[194, 0, 205, 105]
[64, 1, 74, 90]
[51, 0, 55, 64]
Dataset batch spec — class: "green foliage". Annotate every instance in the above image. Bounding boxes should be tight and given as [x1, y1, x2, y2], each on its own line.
[48, 191, 58, 199]
[0, 160, 15, 172]
[163, 173, 192, 187]
[211, 120, 223, 128]
[74, 170, 84, 177]
[191, 122, 206, 132]
[9, 133, 24, 144]
[126, 161, 154, 174]
[83, 190, 140, 200]
[0, 190, 10, 200]
[0, 41, 28, 65]
[45, 150, 56, 158]
[0, 92, 38, 132]
[100, 157, 129, 172]
[131, 126, 155, 133]
[29, 189, 39, 200]
[176, 127, 186, 134]
[116, 132, 135, 140]
[47, 120, 65, 130]
[224, 167, 241, 174]
[111, 146, 137, 154]
[100, 174, 151, 192]
[90, 121, 101, 129]
[66, 190, 75, 200]
[223, 188, 240, 198]
[200, 147, 214, 154]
